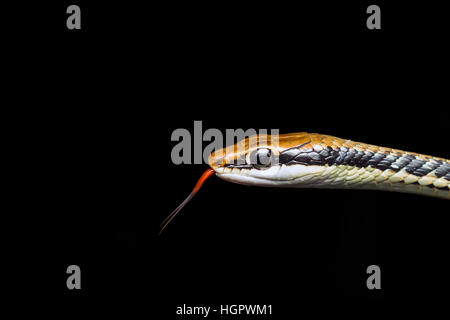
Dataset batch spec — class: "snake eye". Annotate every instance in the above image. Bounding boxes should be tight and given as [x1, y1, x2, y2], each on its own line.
[250, 148, 272, 169]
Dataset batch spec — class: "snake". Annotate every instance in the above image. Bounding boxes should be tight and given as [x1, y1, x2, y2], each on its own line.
[160, 132, 450, 233]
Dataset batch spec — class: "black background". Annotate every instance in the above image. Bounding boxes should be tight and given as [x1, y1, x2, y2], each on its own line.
[10, 0, 449, 316]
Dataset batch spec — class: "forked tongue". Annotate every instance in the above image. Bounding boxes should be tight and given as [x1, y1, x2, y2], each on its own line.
[159, 168, 215, 234]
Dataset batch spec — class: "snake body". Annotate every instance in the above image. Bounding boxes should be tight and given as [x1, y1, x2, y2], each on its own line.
[208, 132, 450, 199]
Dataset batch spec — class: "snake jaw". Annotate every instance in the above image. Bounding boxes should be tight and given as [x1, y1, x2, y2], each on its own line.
[215, 164, 328, 188]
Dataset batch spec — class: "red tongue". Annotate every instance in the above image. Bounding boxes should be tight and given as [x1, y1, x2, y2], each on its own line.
[159, 168, 216, 234]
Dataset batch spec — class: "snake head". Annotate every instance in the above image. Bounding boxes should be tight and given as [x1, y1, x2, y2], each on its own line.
[208, 132, 325, 186]
[208, 134, 279, 170]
